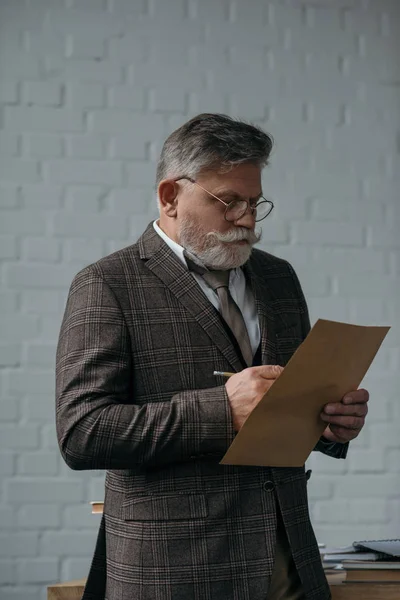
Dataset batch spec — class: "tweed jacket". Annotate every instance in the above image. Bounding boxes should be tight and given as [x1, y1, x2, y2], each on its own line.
[56, 223, 347, 600]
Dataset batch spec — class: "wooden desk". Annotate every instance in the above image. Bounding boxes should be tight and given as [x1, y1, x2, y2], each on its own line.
[47, 578, 400, 600]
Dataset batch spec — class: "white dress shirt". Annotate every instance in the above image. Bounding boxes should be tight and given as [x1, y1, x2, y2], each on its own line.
[153, 221, 261, 357]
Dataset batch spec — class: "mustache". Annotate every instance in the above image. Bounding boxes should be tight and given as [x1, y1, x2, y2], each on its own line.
[206, 227, 262, 245]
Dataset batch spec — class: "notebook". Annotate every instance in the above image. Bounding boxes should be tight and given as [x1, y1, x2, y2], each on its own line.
[353, 539, 400, 558]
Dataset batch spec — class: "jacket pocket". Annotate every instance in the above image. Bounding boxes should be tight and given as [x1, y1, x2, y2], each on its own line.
[122, 493, 208, 521]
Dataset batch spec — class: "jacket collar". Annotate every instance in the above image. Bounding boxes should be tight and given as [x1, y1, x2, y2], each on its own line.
[138, 223, 277, 369]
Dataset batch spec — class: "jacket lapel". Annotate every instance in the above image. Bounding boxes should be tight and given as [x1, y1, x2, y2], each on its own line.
[243, 258, 277, 366]
[138, 224, 244, 373]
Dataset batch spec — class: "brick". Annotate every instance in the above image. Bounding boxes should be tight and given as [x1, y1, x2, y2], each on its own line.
[108, 188, 148, 214]
[0, 291, 19, 314]
[0, 506, 15, 530]
[88, 110, 164, 136]
[307, 297, 351, 323]
[124, 161, 159, 186]
[21, 184, 63, 208]
[88, 476, 106, 501]
[336, 475, 400, 498]
[349, 297, 387, 323]
[6, 264, 79, 289]
[110, 135, 147, 159]
[0, 185, 19, 207]
[22, 238, 61, 262]
[47, 6, 123, 35]
[0, 315, 38, 342]
[62, 556, 92, 582]
[0, 235, 18, 259]
[25, 134, 64, 158]
[23, 395, 57, 422]
[292, 271, 330, 297]
[41, 424, 61, 451]
[18, 452, 59, 476]
[370, 424, 400, 448]
[6, 479, 84, 505]
[21, 290, 65, 315]
[39, 316, 66, 342]
[45, 160, 122, 184]
[0, 588, 40, 600]
[348, 449, 385, 473]
[108, 86, 144, 110]
[45, 56, 123, 84]
[335, 273, 400, 297]
[66, 134, 107, 159]
[0, 81, 18, 104]
[368, 225, 400, 248]
[0, 210, 46, 236]
[0, 560, 16, 584]
[312, 197, 385, 225]
[387, 449, 400, 473]
[23, 82, 62, 106]
[291, 221, 364, 246]
[64, 239, 104, 263]
[63, 504, 101, 529]
[315, 247, 386, 274]
[0, 52, 40, 80]
[53, 212, 128, 238]
[0, 454, 15, 476]
[0, 398, 19, 421]
[66, 82, 105, 108]
[0, 131, 20, 156]
[25, 29, 66, 57]
[350, 499, 389, 524]
[149, 88, 187, 112]
[41, 531, 97, 557]
[24, 343, 57, 367]
[3, 107, 83, 133]
[17, 558, 59, 584]
[313, 499, 352, 524]
[188, 91, 226, 114]
[8, 370, 55, 394]
[66, 32, 105, 59]
[0, 533, 39, 557]
[0, 426, 39, 450]
[64, 185, 105, 211]
[0, 159, 40, 183]
[18, 504, 60, 530]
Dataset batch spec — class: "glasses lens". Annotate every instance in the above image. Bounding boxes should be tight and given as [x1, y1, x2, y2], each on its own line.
[225, 200, 248, 221]
[254, 199, 273, 222]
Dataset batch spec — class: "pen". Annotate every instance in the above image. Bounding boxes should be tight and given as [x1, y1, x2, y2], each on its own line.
[213, 371, 236, 378]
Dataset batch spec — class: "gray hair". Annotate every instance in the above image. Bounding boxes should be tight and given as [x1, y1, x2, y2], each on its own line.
[155, 113, 273, 187]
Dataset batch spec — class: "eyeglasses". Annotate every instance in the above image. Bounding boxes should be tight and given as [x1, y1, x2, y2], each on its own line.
[174, 176, 274, 222]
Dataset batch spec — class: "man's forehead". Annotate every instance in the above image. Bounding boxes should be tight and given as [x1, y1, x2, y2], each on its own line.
[200, 164, 262, 193]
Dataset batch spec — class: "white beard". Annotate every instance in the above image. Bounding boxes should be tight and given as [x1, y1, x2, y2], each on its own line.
[179, 218, 262, 270]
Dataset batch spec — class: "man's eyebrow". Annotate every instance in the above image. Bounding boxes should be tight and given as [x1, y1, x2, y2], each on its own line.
[217, 189, 263, 201]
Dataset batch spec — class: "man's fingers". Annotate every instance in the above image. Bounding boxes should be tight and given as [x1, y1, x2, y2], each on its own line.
[342, 389, 369, 404]
[324, 402, 368, 417]
[320, 414, 365, 430]
[253, 365, 284, 379]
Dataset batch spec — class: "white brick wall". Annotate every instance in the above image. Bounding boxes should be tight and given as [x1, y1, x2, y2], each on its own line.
[0, 0, 399, 596]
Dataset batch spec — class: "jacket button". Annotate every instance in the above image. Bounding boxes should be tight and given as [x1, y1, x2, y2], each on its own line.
[263, 481, 274, 492]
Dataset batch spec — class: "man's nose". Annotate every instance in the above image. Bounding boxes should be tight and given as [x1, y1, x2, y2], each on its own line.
[234, 204, 256, 228]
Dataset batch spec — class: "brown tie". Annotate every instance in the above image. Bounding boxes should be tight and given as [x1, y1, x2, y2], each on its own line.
[186, 257, 253, 366]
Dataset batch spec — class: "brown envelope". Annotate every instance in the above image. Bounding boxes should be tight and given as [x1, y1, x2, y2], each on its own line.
[220, 319, 390, 467]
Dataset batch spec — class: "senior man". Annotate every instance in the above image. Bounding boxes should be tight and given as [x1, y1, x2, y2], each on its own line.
[56, 113, 369, 600]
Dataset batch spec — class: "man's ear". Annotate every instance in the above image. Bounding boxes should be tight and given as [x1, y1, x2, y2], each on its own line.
[158, 180, 179, 217]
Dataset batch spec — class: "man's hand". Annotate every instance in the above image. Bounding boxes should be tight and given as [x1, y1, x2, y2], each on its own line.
[225, 365, 284, 431]
[320, 388, 369, 443]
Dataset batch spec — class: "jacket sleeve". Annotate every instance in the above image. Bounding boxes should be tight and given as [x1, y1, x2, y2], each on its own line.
[56, 268, 235, 471]
[287, 262, 349, 460]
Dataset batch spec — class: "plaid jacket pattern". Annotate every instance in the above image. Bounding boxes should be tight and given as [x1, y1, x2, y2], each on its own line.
[56, 223, 347, 600]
